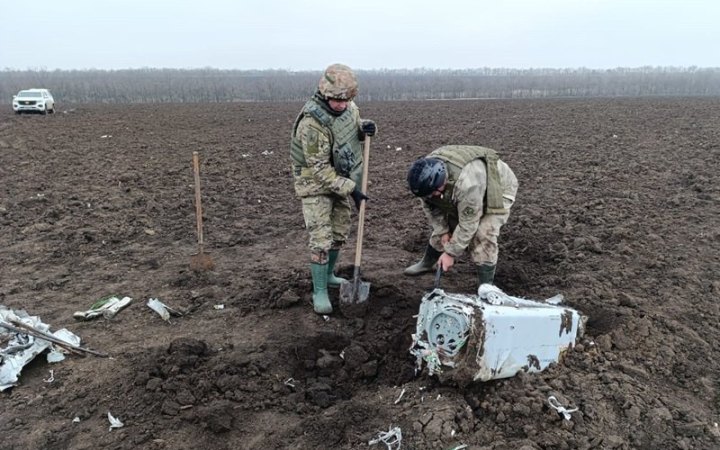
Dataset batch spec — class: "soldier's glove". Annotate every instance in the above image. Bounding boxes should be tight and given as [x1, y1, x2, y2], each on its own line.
[360, 120, 377, 137]
[350, 188, 369, 210]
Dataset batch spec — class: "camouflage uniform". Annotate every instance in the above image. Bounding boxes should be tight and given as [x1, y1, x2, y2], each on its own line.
[290, 95, 366, 262]
[290, 64, 375, 315]
[421, 146, 518, 266]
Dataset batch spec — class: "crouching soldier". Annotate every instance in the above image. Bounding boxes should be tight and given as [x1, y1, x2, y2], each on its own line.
[405, 146, 518, 287]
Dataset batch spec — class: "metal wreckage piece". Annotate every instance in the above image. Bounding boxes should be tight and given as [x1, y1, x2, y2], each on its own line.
[0, 305, 82, 390]
[410, 284, 585, 381]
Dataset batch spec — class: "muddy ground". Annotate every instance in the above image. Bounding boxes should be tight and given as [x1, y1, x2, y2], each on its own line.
[0, 97, 719, 450]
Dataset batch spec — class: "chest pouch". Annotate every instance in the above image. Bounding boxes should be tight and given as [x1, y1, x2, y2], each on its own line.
[332, 143, 357, 178]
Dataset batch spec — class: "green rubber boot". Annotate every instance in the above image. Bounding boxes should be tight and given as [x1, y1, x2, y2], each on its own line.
[311, 263, 333, 314]
[327, 249, 347, 288]
[404, 244, 443, 276]
[476, 264, 496, 286]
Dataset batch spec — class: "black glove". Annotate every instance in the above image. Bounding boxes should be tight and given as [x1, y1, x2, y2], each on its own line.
[360, 120, 376, 137]
[350, 188, 369, 210]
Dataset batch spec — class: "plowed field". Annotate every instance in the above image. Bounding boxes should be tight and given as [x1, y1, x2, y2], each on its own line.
[1, 97, 719, 449]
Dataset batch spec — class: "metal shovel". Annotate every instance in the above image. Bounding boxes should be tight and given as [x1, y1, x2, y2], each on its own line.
[190, 151, 215, 272]
[339, 137, 372, 308]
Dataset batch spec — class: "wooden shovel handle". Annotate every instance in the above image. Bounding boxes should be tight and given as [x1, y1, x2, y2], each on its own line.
[192, 152, 204, 248]
[353, 137, 371, 268]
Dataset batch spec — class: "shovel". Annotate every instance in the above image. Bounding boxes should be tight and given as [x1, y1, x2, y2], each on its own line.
[190, 151, 215, 271]
[339, 137, 372, 308]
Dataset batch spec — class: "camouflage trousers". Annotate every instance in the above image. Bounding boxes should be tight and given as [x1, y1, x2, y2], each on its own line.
[430, 198, 514, 266]
[301, 194, 352, 263]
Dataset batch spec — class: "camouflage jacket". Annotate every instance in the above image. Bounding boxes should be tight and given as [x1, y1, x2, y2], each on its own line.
[290, 95, 366, 197]
[421, 149, 518, 257]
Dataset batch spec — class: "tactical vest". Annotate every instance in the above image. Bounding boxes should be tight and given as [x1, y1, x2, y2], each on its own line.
[290, 98, 364, 187]
[426, 145, 508, 215]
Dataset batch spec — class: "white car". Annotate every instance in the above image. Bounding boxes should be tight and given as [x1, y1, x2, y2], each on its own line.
[12, 89, 55, 114]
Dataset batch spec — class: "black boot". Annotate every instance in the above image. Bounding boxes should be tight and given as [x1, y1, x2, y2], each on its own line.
[476, 264, 496, 286]
[404, 244, 443, 276]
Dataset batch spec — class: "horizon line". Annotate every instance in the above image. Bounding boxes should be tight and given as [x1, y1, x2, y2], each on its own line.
[2, 65, 719, 73]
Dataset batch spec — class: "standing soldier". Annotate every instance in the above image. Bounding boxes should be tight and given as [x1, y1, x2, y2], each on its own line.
[290, 63, 377, 314]
[404, 146, 518, 287]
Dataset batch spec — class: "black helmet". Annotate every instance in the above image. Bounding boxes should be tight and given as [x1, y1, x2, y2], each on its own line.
[407, 158, 446, 197]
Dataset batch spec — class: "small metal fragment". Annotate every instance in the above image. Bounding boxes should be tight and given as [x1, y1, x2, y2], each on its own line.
[368, 426, 402, 449]
[107, 411, 124, 431]
[548, 395, 578, 420]
[393, 388, 406, 405]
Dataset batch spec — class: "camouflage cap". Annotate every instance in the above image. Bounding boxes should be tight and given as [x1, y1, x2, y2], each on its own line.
[318, 63, 358, 100]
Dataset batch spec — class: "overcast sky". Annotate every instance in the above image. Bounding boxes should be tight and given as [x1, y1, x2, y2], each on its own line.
[1, 0, 718, 71]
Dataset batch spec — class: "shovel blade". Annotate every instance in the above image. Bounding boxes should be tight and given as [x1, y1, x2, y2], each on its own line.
[339, 279, 371, 305]
[339, 278, 370, 318]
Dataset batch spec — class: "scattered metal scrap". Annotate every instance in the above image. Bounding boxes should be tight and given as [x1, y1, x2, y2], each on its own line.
[146, 298, 183, 322]
[73, 295, 132, 320]
[107, 411, 124, 431]
[368, 426, 402, 449]
[3, 318, 107, 358]
[548, 395, 579, 421]
[0, 305, 93, 390]
[394, 388, 406, 405]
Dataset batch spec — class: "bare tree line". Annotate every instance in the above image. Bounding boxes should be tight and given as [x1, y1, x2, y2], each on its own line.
[1, 67, 719, 103]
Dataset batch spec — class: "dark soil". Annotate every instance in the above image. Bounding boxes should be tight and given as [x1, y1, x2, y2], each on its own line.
[1, 97, 719, 450]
